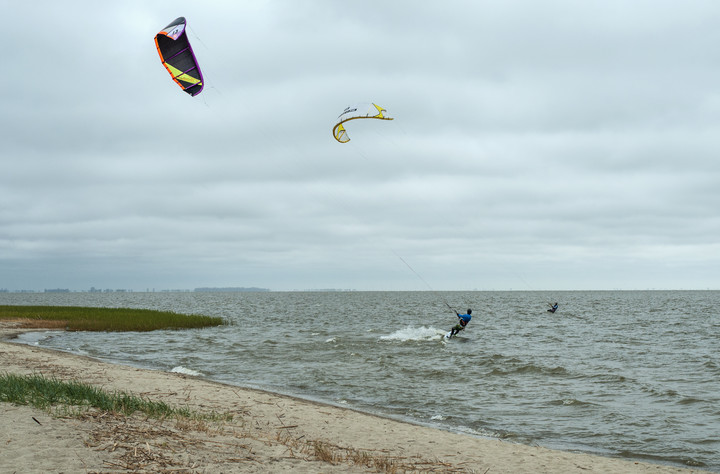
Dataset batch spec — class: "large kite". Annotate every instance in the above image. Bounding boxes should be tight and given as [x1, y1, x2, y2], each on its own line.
[154, 17, 204, 97]
[332, 103, 393, 143]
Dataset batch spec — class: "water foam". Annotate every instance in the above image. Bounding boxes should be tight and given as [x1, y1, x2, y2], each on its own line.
[171, 366, 204, 376]
[379, 326, 445, 342]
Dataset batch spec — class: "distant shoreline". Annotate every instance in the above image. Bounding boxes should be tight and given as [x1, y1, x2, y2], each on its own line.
[2, 288, 719, 294]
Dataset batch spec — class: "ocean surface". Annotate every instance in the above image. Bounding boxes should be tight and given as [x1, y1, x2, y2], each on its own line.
[2, 290, 719, 471]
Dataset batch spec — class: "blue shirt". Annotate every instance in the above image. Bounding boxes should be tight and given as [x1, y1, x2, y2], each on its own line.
[458, 313, 472, 326]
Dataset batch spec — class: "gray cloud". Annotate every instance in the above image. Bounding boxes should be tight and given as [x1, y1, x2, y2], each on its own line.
[1, 1, 719, 291]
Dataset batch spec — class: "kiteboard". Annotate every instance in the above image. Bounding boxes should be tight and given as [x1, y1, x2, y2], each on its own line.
[444, 331, 453, 340]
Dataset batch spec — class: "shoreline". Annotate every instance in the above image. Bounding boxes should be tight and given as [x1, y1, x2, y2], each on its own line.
[0, 324, 708, 473]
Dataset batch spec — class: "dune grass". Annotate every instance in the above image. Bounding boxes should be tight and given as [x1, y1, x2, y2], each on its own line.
[0, 373, 231, 422]
[1, 373, 433, 472]
[0, 305, 224, 331]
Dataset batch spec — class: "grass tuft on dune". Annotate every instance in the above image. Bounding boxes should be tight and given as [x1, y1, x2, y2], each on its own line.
[0, 373, 232, 422]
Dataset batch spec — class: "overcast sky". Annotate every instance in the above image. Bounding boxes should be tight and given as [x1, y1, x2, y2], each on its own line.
[2, 1, 719, 291]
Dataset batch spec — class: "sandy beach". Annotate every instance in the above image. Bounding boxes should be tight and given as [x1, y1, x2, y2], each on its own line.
[0, 323, 708, 473]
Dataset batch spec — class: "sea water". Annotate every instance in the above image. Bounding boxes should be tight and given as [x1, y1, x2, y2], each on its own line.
[2, 290, 719, 471]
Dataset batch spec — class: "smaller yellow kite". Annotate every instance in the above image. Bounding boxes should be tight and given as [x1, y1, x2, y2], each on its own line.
[332, 103, 393, 143]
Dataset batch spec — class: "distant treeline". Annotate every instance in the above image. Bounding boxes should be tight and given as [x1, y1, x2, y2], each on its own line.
[193, 287, 270, 293]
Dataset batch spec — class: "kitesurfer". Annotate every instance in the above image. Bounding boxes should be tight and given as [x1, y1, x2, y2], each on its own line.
[547, 302, 559, 313]
[449, 309, 472, 338]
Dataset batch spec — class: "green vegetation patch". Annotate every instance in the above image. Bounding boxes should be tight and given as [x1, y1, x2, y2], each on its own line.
[0, 305, 224, 331]
[0, 373, 232, 421]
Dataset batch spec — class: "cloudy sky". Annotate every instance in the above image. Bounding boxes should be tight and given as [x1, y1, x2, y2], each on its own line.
[2, 1, 719, 291]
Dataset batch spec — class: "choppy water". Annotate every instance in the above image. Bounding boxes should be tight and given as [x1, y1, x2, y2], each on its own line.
[2, 290, 719, 471]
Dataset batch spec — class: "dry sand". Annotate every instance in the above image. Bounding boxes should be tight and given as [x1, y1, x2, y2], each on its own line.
[0, 323, 708, 473]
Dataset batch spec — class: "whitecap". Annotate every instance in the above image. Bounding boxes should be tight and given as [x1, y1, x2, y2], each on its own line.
[171, 366, 204, 376]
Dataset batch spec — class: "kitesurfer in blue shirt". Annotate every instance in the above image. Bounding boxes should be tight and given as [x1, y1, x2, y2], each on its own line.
[449, 309, 472, 338]
[547, 302, 559, 313]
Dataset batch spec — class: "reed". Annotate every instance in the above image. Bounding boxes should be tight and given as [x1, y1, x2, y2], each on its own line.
[0, 373, 231, 422]
[0, 305, 224, 331]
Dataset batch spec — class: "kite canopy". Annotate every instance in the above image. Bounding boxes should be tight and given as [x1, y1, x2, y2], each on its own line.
[332, 103, 393, 143]
[154, 17, 204, 97]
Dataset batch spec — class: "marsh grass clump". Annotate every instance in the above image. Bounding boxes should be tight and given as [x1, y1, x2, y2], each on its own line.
[1, 373, 171, 416]
[0, 373, 232, 423]
[0, 305, 224, 331]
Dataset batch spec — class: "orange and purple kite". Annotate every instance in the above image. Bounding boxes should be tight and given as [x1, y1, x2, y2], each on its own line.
[154, 17, 204, 97]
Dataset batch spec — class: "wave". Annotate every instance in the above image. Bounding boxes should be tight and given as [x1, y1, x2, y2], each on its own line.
[171, 366, 204, 376]
[615, 450, 707, 469]
[489, 363, 570, 377]
[702, 358, 720, 375]
[547, 398, 597, 408]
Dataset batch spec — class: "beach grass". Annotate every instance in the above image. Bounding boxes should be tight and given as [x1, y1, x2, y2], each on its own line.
[0, 372, 430, 472]
[0, 305, 224, 331]
[0, 373, 232, 422]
